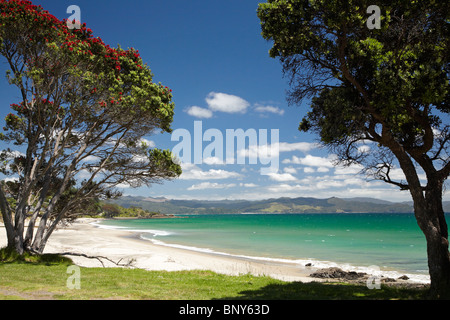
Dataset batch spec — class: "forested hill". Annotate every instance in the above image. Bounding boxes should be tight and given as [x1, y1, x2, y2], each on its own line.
[107, 196, 450, 215]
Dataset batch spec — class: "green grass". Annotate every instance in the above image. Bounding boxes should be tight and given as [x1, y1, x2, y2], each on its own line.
[0, 246, 73, 264]
[0, 248, 428, 300]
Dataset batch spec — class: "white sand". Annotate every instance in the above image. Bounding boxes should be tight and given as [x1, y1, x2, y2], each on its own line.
[0, 218, 317, 282]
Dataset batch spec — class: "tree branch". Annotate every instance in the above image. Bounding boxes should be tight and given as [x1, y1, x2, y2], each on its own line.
[59, 252, 136, 268]
[30, 250, 136, 268]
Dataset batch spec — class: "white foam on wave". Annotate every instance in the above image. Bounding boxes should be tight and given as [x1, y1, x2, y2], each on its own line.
[91, 221, 173, 236]
[90, 221, 129, 230]
[131, 229, 172, 236]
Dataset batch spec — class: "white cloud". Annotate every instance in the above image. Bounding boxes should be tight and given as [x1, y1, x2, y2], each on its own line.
[357, 145, 371, 153]
[304, 167, 315, 173]
[179, 163, 242, 180]
[4, 150, 25, 159]
[188, 182, 236, 191]
[433, 127, 445, 139]
[140, 138, 156, 148]
[299, 174, 369, 190]
[283, 167, 297, 174]
[116, 183, 131, 189]
[283, 154, 336, 168]
[76, 169, 92, 179]
[267, 183, 308, 193]
[315, 179, 346, 189]
[131, 154, 148, 163]
[203, 156, 224, 165]
[266, 172, 298, 182]
[238, 144, 276, 160]
[385, 168, 407, 180]
[278, 142, 317, 153]
[239, 183, 258, 188]
[239, 142, 316, 160]
[254, 104, 285, 116]
[185, 106, 213, 119]
[262, 174, 372, 199]
[83, 155, 100, 163]
[205, 92, 250, 114]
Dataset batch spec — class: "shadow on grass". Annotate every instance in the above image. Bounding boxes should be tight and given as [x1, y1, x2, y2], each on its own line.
[0, 246, 73, 265]
[217, 281, 429, 300]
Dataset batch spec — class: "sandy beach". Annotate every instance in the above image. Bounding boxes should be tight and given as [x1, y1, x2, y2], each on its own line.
[0, 218, 318, 282]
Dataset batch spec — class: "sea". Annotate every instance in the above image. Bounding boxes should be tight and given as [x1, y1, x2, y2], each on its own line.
[96, 213, 448, 283]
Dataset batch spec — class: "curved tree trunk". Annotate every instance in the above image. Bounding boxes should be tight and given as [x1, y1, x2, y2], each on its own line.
[0, 185, 23, 254]
[420, 185, 450, 299]
[408, 177, 450, 298]
[425, 225, 450, 298]
[391, 145, 450, 298]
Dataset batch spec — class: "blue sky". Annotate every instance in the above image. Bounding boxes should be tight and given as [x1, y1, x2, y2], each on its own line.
[1, 0, 446, 202]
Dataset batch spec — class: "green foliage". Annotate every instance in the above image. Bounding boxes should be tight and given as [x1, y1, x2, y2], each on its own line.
[258, 0, 449, 169]
[99, 202, 161, 218]
[0, 0, 176, 136]
[148, 149, 183, 177]
[0, 0, 179, 153]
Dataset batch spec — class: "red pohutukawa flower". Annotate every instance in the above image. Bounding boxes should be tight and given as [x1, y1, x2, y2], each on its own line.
[1, 0, 175, 129]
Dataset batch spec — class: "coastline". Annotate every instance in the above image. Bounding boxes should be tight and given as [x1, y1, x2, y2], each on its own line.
[0, 218, 429, 286]
[0, 219, 315, 282]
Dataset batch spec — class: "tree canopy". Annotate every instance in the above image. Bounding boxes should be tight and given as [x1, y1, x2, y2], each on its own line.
[0, 0, 181, 254]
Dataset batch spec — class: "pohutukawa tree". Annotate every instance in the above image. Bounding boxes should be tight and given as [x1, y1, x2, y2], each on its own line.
[0, 0, 181, 255]
[258, 0, 449, 298]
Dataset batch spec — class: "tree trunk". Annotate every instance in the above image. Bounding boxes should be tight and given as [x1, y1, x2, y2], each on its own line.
[420, 185, 450, 299]
[0, 185, 23, 254]
[409, 177, 450, 298]
[425, 225, 450, 299]
[3, 220, 24, 255]
[24, 171, 52, 249]
[31, 216, 47, 254]
[23, 214, 37, 249]
[390, 146, 450, 298]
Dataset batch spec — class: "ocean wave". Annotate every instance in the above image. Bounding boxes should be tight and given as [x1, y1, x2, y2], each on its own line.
[91, 221, 173, 236]
[133, 229, 173, 237]
[91, 221, 128, 230]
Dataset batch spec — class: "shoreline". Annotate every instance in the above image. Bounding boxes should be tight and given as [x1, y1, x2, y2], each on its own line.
[0, 218, 429, 286]
[0, 218, 316, 282]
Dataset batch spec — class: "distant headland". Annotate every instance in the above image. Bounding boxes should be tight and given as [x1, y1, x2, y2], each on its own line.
[106, 195, 450, 215]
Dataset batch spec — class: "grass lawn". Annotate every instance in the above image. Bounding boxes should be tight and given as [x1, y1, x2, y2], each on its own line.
[0, 249, 428, 300]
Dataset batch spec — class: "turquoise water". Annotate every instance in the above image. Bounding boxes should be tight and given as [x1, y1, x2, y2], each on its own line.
[98, 213, 445, 280]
